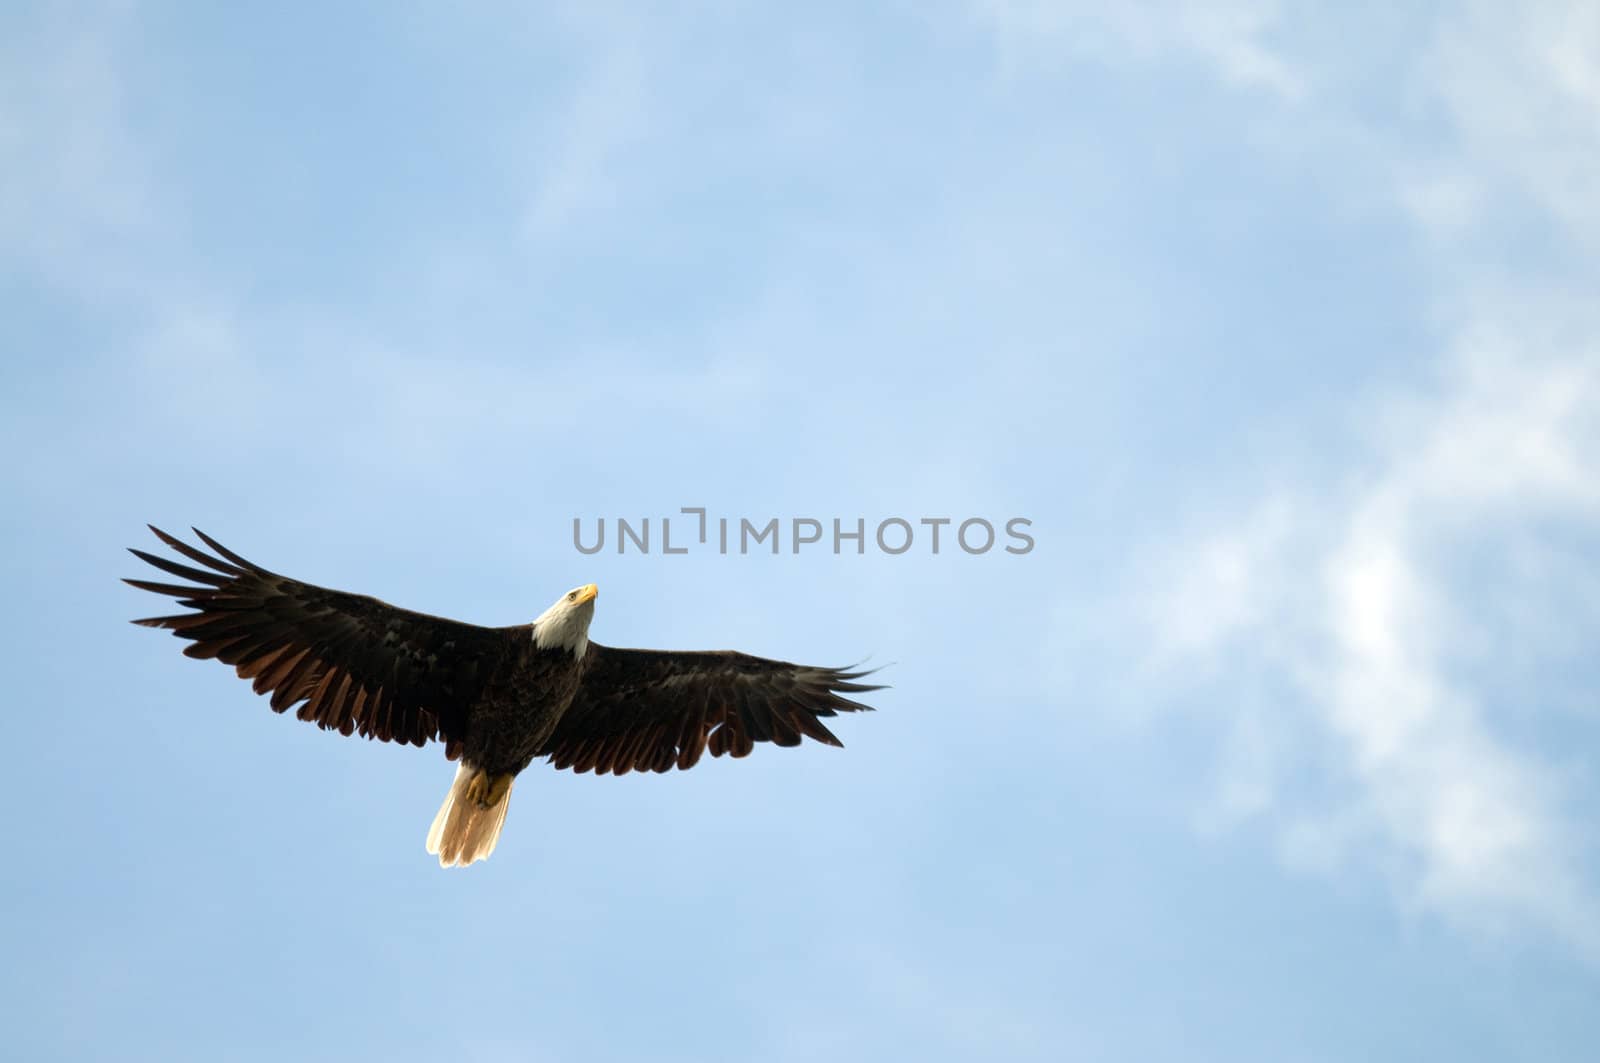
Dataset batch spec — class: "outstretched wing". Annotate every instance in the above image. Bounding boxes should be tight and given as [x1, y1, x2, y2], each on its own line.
[542, 644, 883, 775]
[126, 526, 521, 750]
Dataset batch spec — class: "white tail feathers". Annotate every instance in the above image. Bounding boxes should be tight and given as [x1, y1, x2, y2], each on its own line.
[426, 763, 515, 868]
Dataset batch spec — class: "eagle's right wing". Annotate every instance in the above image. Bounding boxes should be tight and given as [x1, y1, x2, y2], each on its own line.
[126, 526, 520, 752]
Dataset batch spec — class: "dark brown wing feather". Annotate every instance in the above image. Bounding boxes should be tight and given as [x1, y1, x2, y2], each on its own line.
[126, 526, 521, 750]
[542, 644, 883, 775]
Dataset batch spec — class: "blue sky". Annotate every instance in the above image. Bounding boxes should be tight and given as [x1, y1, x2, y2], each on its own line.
[5, 1, 1600, 1059]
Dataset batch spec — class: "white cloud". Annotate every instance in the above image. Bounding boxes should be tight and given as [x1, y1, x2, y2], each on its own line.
[1137, 336, 1600, 952]
[970, 0, 1303, 98]
[992, 0, 1600, 957]
[503, 1, 713, 247]
[521, 19, 652, 241]
[1138, 495, 1296, 661]
[1396, 170, 1485, 238]
[1416, 1, 1600, 245]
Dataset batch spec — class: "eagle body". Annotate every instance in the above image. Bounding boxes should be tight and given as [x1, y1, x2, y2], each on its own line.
[420, 639, 589, 865]
[460, 641, 584, 777]
[126, 527, 882, 867]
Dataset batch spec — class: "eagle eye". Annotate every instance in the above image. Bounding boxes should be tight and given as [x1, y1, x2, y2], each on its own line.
[567, 591, 577, 602]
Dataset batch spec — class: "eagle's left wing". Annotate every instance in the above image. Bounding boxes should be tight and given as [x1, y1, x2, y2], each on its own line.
[540, 643, 883, 775]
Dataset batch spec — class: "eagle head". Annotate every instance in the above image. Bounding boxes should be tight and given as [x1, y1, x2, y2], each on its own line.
[533, 583, 598, 657]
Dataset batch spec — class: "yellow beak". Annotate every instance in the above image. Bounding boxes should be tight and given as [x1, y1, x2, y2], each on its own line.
[575, 583, 599, 604]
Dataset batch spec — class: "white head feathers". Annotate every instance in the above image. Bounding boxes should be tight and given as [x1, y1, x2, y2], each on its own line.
[533, 583, 598, 657]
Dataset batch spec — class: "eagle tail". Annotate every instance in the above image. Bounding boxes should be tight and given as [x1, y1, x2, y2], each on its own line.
[425, 763, 515, 868]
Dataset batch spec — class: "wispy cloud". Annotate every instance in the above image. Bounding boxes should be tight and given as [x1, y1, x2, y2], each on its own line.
[519, 9, 653, 241]
[969, 0, 1304, 98]
[0, 1, 169, 302]
[1028, 1, 1600, 955]
[1417, 1, 1600, 245]
[1140, 336, 1600, 950]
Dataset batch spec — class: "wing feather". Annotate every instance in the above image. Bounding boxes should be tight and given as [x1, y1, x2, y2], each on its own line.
[542, 644, 882, 775]
[126, 527, 521, 750]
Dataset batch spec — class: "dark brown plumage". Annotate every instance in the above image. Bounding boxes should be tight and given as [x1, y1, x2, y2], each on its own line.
[126, 526, 883, 866]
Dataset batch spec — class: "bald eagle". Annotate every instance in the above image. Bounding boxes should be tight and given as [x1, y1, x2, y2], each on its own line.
[127, 527, 882, 867]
